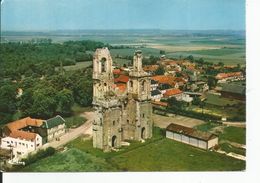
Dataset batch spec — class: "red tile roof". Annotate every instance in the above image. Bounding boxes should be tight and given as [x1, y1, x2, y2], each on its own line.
[9, 130, 37, 141]
[143, 65, 159, 72]
[215, 72, 242, 80]
[152, 75, 177, 87]
[116, 83, 127, 92]
[164, 88, 183, 97]
[5, 117, 43, 141]
[114, 75, 129, 83]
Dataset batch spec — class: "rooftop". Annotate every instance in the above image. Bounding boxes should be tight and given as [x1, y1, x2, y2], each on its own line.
[166, 123, 217, 141]
[42, 115, 66, 129]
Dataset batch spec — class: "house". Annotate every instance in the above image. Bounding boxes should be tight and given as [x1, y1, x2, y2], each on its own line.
[151, 89, 163, 101]
[41, 115, 66, 142]
[163, 88, 193, 102]
[152, 75, 179, 89]
[215, 72, 244, 83]
[0, 117, 44, 160]
[166, 123, 218, 150]
[143, 65, 159, 74]
[163, 88, 183, 100]
[151, 79, 159, 91]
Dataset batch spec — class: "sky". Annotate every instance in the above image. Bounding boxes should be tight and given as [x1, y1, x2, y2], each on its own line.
[0, 0, 245, 31]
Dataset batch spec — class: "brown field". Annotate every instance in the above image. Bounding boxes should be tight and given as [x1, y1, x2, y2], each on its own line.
[152, 113, 205, 129]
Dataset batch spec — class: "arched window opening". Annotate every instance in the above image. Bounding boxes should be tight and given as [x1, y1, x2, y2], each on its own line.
[101, 57, 107, 73]
[130, 81, 133, 88]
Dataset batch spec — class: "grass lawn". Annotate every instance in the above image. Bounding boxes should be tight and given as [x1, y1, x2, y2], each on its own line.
[195, 122, 220, 132]
[109, 138, 245, 171]
[21, 148, 115, 172]
[18, 126, 245, 172]
[64, 116, 86, 128]
[219, 126, 246, 144]
[205, 94, 241, 107]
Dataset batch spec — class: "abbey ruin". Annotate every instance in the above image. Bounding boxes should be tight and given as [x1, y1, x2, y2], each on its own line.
[92, 48, 153, 151]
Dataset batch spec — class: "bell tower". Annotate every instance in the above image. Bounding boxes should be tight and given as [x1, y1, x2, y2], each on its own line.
[128, 50, 151, 101]
[92, 47, 114, 102]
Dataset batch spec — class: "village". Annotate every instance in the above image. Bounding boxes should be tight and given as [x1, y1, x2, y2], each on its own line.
[0, 48, 246, 171]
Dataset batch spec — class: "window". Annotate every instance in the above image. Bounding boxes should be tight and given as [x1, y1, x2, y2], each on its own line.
[113, 121, 115, 126]
[101, 58, 106, 72]
[37, 144, 40, 147]
[7, 141, 9, 144]
[11, 141, 13, 143]
[19, 142, 21, 145]
[130, 81, 133, 88]
[141, 80, 145, 92]
[22, 143, 25, 146]
[31, 145, 33, 147]
[143, 113, 145, 118]
[127, 120, 129, 124]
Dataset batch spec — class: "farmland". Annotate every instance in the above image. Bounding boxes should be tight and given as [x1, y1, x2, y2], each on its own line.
[2, 30, 246, 66]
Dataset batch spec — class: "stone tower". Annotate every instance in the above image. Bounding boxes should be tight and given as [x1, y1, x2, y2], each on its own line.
[92, 48, 153, 152]
[127, 50, 153, 140]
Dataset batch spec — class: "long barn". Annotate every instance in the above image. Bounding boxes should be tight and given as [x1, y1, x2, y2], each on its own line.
[166, 123, 218, 150]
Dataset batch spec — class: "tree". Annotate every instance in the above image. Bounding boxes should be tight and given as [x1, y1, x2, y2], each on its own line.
[159, 50, 166, 55]
[192, 96, 201, 106]
[154, 66, 165, 75]
[167, 97, 184, 112]
[57, 89, 74, 116]
[20, 86, 58, 119]
[0, 84, 17, 124]
[207, 76, 217, 89]
[73, 79, 93, 107]
[186, 55, 194, 62]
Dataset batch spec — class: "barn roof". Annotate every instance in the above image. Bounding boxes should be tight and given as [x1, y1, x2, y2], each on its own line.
[166, 123, 217, 141]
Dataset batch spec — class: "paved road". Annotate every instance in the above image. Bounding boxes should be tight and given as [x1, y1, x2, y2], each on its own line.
[43, 112, 94, 149]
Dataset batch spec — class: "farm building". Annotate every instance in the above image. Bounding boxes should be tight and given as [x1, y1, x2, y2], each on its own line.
[166, 123, 218, 150]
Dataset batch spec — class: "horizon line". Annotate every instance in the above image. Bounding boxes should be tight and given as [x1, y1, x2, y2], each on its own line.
[1, 28, 246, 32]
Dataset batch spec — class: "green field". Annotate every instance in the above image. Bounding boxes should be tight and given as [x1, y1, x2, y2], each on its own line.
[219, 126, 246, 144]
[21, 127, 245, 172]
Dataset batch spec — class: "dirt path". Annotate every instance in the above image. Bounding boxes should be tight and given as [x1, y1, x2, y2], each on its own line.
[152, 113, 205, 128]
[43, 112, 94, 149]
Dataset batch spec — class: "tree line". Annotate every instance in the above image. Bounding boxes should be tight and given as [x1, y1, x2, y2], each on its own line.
[0, 40, 103, 125]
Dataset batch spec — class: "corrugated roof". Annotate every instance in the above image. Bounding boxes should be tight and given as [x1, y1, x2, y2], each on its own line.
[166, 123, 217, 141]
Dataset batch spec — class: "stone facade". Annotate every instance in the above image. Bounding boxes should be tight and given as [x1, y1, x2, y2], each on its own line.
[92, 48, 153, 152]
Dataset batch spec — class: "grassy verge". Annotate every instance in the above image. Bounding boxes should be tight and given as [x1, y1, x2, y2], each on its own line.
[64, 116, 86, 128]
[194, 122, 220, 132]
[220, 143, 246, 156]
[219, 126, 246, 144]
